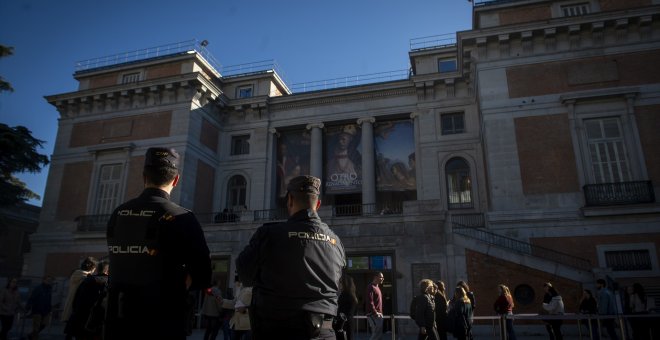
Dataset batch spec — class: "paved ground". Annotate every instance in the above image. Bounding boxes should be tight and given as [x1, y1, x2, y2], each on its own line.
[6, 320, 613, 340]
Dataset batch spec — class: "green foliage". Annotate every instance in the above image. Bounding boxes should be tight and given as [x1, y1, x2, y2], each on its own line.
[0, 124, 50, 206]
[0, 45, 49, 206]
[0, 45, 14, 92]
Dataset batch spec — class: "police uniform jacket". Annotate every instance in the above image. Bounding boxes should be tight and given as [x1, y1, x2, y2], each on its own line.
[236, 208, 345, 318]
[105, 188, 211, 339]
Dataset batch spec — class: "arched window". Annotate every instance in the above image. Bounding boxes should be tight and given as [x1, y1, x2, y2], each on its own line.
[227, 175, 247, 210]
[446, 158, 473, 209]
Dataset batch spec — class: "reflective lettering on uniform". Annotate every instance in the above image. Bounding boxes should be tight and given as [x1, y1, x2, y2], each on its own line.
[288, 231, 337, 245]
[117, 209, 156, 217]
[108, 245, 158, 255]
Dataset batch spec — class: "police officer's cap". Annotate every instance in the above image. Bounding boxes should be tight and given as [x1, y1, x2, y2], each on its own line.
[287, 175, 321, 195]
[144, 147, 179, 170]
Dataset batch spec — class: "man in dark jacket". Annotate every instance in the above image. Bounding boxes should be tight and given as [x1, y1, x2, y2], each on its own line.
[105, 147, 211, 339]
[237, 175, 346, 340]
[26, 276, 53, 340]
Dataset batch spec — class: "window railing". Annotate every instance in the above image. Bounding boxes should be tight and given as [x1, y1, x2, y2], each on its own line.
[583, 181, 655, 207]
[332, 202, 403, 217]
[75, 215, 112, 232]
[453, 225, 592, 271]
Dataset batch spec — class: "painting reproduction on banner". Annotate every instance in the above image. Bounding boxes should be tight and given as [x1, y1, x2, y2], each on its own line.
[325, 124, 362, 193]
[276, 129, 311, 198]
[375, 120, 416, 191]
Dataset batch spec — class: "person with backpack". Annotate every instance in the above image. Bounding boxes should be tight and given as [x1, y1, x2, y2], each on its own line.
[447, 286, 473, 340]
[412, 279, 440, 340]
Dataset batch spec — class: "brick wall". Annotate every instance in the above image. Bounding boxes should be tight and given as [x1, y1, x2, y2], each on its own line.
[200, 118, 219, 152]
[499, 3, 551, 26]
[56, 161, 92, 221]
[193, 160, 215, 214]
[514, 114, 580, 194]
[507, 50, 660, 98]
[145, 61, 183, 80]
[88, 72, 119, 89]
[70, 111, 171, 147]
[599, 0, 651, 11]
[466, 250, 581, 316]
[635, 105, 660, 184]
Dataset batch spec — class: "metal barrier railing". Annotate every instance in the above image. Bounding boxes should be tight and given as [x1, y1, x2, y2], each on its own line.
[410, 33, 457, 51]
[349, 313, 658, 340]
[290, 69, 410, 93]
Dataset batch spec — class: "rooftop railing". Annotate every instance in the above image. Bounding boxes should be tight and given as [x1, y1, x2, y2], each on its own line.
[75, 39, 222, 74]
[221, 59, 287, 82]
[290, 69, 410, 93]
[409, 33, 456, 51]
[473, 0, 525, 7]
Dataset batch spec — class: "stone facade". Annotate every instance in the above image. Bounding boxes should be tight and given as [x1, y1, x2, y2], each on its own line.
[23, 0, 660, 323]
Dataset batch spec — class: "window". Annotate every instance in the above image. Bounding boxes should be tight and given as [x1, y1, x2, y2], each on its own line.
[605, 249, 652, 271]
[227, 175, 247, 210]
[237, 85, 253, 98]
[446, 158, 473, 209]
[441, 113, 465, 135]
[438, 59, 457, 73]
[584, 118, 631, 183]
[597, 243, 659, 277]
[561, 3, 590, 17]
[231, 135, 250, 155]
[121, 72, 141, 84]
[95, 164, 123, 214]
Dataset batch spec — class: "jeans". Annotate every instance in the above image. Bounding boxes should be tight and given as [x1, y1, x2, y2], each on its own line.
[367, 314, 383, 340]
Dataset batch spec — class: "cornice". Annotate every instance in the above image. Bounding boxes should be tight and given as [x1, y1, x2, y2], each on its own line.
[269, 85, 416, 111]
[46, 73, 224, 119]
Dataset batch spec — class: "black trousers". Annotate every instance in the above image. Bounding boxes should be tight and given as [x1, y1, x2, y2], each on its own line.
[251, 311, 335, 340]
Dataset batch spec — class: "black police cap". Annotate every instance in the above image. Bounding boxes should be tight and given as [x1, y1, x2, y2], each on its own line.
[144, 147, 179, 170]
[286, 175, 321, 195]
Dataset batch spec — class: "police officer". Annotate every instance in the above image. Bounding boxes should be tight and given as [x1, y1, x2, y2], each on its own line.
[237, 175, 346, 340]
[105, 147, 211, 339]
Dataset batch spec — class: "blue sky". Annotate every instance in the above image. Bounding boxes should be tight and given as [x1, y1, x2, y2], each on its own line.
[0, 0, 473, 206]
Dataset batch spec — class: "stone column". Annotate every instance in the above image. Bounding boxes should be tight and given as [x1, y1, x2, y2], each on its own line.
[267, 128, 279, 210]
[306, 123, 324, 179]
[357, 117, 376, 212]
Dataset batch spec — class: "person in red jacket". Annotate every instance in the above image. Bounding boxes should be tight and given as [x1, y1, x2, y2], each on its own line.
[493, 284, 517, 340]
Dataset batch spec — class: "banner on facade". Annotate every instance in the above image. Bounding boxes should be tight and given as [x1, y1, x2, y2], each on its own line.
[325, 124, 362, 193]
[276, 129, 311, 198]
[375, 120, 416, 191]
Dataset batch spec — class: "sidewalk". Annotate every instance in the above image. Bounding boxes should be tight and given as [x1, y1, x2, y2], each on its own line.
[7, 321, 607, 340]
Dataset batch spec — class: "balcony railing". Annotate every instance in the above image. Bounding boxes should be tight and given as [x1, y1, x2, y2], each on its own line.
[332, 202, 403, 217]
[75, 215, 112, 232]
[452, 225, 592, 271]
[451, 213, 485, 228]
[583, 181, 655, 207]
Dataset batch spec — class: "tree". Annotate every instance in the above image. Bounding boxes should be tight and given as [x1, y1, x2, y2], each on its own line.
[0, 44, 49, 206]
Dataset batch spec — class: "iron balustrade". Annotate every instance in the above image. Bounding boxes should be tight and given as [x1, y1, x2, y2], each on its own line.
[75, 215, 112, 232]
[332, 202, 403, 217]
[253, 208, 289, 222]
[583, 181, 655, 206]
[221, 59, 288, 84]
[453, 225, 592, 271]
